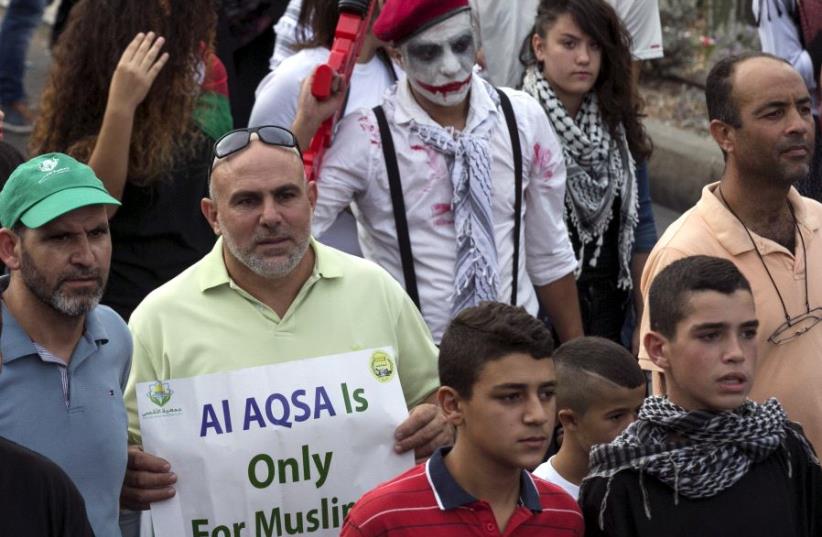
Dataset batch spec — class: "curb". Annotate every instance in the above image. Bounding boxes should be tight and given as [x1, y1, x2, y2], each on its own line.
[645, 118, 725, 213]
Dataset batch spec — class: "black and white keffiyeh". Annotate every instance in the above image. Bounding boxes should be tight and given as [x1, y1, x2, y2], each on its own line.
[522, 65, 637, 288]
[410, 81, 500, 315]
[585, 396, 818, 528]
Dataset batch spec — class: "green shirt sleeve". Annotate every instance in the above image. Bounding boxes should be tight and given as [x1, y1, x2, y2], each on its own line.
[124, 315, 161, 446]
[392, 291, 439, 408]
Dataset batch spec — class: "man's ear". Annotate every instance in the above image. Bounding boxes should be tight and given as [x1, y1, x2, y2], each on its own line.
[644, 330, 671, 370]
[476, 47, 486, 71]
[557, 408, 579, 431]
[0, 228, 21, 270]
[437, 386, 465, 427]
[709, 119, 736, 155]
[201, 198, 221, 236]
[391, 45, 406, 70]
[307, 180, 318, 210]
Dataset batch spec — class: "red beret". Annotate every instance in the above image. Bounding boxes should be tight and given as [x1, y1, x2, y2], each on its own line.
[373, 0, 470, 44]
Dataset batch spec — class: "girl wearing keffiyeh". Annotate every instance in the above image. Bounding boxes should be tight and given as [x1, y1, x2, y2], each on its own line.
[520, 0, 653, 347]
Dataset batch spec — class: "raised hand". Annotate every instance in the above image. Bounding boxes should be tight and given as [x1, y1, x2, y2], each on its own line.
[291, 67, 348, 151]
[108, 32, 170, 113]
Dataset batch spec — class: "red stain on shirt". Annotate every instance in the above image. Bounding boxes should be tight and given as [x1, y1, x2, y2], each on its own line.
[359, 115, 382, 146]
[432, 203, 454, 226]
[420, 145, 449, 195]
[533, 143, 555, 181]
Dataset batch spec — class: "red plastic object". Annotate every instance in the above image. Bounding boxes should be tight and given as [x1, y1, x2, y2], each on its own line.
[303, 2, 376, 182]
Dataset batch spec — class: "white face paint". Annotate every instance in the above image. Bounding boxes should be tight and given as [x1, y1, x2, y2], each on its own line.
[400, 10, 476, 107]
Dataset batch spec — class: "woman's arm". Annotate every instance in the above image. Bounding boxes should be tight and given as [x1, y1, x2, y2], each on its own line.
[88, 32, 169, 213]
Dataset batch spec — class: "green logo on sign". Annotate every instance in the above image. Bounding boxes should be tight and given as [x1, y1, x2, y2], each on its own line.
[369, 351, 395, 383]
[148, 381, 173, 407]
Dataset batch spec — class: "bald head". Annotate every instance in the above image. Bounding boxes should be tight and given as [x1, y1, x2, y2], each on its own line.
[706, 52, 794, 129]
[209, 137, 305, 201]
[731, 56, 808, 106]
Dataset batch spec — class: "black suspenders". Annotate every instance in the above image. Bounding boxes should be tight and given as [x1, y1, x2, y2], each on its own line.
[372, 88, 523, 312]
[498, 89, 524, 308]
[374, 105, 422, 309]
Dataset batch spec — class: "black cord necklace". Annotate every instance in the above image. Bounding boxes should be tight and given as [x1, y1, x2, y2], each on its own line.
[716, 184, 811, 326]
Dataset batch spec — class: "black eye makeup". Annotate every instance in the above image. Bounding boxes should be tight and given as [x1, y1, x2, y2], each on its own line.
[450, 33, 474, 54]
[407, 43, 443, 63]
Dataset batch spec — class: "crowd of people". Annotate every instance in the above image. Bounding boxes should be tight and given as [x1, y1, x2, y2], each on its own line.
[0, 0, 821, 535]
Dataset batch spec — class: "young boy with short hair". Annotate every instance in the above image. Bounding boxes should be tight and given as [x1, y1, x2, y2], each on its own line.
[533, 337, 646, 499]
[340, 301, 584, 536]
[580, 255, 822, 536]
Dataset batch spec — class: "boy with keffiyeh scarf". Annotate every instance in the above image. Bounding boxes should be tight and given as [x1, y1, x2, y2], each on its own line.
[579, 255, 822, 537]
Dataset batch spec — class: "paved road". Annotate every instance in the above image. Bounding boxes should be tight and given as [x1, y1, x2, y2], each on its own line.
[1, 5, 51, 156]
[652, 203, 678, 237]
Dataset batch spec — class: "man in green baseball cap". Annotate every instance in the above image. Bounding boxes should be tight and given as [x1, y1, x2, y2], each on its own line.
[0, 153, 132, 537]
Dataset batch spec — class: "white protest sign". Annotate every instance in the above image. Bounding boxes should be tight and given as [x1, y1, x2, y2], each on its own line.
[137, 347, 413, 537]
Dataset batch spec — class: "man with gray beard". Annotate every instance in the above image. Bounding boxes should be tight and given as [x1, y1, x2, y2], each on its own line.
[0, 153, 132, 537]
[119, 127, 446, 520]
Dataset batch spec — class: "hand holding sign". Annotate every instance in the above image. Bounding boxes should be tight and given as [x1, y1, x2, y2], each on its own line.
[121, 445, 177, 510]
[393, 402, 454, 462]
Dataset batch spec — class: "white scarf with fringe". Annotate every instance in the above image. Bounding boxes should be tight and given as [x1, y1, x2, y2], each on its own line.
[409, 81, 500, 315]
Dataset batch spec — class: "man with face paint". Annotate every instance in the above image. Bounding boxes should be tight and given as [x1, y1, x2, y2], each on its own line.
[312, 0, 583, 344]
[399, 12, 475, 108]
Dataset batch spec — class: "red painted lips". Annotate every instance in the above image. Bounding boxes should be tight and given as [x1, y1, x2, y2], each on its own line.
[415, 74, 472, 96]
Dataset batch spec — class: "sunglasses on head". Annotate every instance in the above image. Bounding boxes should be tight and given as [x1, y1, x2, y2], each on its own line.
[210, 125, 302, 166]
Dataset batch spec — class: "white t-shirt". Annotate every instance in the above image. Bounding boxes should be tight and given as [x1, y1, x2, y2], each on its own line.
[607, 0, 664, 60]
[250, 46, 401, 129]
[533, 456, 579, 499]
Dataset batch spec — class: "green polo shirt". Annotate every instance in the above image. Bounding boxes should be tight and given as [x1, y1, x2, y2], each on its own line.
[125, 238, 439, 444]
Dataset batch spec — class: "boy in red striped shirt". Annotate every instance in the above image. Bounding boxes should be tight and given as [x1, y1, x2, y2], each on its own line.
[341, 302, 584, 536]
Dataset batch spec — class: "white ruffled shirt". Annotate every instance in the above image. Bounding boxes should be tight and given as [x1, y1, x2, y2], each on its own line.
[313, 77, 576, 341]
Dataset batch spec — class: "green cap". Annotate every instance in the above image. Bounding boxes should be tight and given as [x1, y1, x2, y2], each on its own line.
[0, 153, 121, 229]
